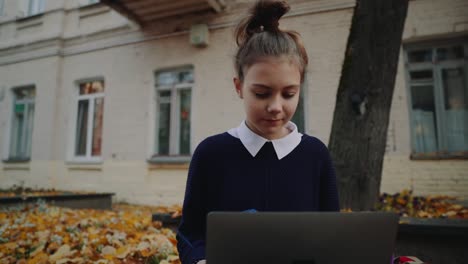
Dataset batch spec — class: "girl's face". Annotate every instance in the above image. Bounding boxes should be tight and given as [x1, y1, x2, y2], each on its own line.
[234, 56, 301, 140]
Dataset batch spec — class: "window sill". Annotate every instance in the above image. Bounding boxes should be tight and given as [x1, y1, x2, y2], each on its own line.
[2, 158, 30, 163]
[2, 161, 30, 171]
[147, 156, 191, 170]
[66, 162, 102, 171]
[16, 13, 44, 31]
[148, 163, 190, 170]
[148, 155, 191, 164]
[66, 157, 103, 164]
[410, 153, 468, 160]
[16, 13, 44, 23]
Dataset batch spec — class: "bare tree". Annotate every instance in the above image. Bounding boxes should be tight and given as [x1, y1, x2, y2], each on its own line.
[328, 0, 409, 210]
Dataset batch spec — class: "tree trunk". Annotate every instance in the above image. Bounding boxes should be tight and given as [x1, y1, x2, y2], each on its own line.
[328, 0, 409, 210]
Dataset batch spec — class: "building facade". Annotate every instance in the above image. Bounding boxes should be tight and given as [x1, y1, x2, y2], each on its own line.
[0, 0, 467, 205]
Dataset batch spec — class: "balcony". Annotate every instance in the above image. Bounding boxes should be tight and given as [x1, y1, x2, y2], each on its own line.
[100, 0, 228, 27]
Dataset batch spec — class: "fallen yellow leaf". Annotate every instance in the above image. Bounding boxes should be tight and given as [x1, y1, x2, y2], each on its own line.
[101, 245, 116, 257]
[115, 246, 131, 259]
[49, 244, 72, 262]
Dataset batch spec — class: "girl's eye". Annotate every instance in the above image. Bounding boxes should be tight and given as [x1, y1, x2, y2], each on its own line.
[283, 93, 296, 99]
[255, 93, 269, 99]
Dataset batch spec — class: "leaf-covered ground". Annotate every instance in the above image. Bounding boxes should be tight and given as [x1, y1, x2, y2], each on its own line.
[0, 202, 181, 264]
[376, 189, 468, 219]
[112, 204, 181, 219]
[1, 189, 466, 263]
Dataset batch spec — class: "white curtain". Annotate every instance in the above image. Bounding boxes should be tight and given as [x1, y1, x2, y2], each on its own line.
[413, 110, 438, 153]
[445, 109, 468, 153]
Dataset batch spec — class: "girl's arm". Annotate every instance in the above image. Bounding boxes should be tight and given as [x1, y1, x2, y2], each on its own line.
[319, 145, 340, 211]
[177, 142, 210, 264]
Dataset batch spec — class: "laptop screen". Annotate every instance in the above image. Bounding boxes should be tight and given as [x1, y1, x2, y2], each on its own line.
[207, 212, 398, 264]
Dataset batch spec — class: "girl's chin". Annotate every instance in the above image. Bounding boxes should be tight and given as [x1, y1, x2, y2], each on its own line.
[258, 127, 286, 139]
[262, 119, 284, 127]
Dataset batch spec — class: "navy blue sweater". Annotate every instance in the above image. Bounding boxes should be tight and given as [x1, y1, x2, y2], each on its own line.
[177, 132, 339, 264]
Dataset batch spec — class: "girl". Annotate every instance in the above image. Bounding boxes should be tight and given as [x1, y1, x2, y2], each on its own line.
[177, 1, 339, 263]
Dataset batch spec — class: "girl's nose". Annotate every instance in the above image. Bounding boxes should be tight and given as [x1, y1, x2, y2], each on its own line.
[267, 97, 282, 113]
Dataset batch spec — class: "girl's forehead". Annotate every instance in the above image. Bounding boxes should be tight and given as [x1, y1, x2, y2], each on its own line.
[242, 58, 302, 89]
[251, 55, 298, 66]
[241, 55, 302, 76]
[245, 56, 301, 75]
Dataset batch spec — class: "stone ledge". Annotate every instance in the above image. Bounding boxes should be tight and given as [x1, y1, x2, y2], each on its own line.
[0, 193, 115, 210]
[399, 217, 468, 237]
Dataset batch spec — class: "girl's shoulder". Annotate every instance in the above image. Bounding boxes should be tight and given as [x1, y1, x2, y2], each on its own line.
[199, 132, 238, 145]
[298, 133, 330, 154]
[195, 132, 242, 154]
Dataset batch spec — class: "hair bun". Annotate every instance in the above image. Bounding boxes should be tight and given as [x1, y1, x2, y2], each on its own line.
[250, 0, 289, 32]
[236, 0, 290, 46]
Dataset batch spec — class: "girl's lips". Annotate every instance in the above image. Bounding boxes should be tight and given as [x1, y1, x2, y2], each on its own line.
[264, 119, 282, 125]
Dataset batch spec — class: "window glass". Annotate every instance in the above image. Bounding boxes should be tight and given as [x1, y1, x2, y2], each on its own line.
[92, 97, 104, 156]
[437, 45, 464, 61]
[75, 100, 89, 156]
[179, 89, 191, 155]
[408, 49, 432, 63]
[10, 87, 35, 160]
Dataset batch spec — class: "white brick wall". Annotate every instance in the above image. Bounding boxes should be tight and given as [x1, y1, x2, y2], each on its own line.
[381, 0, 468, 199]
[1, 0, 467, 205]
[381, 156, 468, 198]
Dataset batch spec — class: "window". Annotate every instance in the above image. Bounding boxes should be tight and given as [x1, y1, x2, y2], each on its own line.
[0, 0, 5, 16]
[9, 87, 35, 161]
[405, 39, 468, 158]
[154, 68, 193, 157]
[73, 80, 105, 161]
[27, 0, 45, 16]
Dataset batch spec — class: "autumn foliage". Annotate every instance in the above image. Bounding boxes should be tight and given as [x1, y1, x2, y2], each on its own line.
[376, 189, 468, 219]
[0, 202, 181, 264]
[1, 189, 467, 263]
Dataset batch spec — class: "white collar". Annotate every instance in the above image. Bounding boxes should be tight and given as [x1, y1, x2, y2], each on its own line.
[227, 120, 302, 160]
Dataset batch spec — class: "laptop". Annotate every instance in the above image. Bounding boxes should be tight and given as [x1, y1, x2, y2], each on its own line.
[206, 212, 399, 264]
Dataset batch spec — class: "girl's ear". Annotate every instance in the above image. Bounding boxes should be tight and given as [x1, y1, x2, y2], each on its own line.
[233, 77, 243, 99]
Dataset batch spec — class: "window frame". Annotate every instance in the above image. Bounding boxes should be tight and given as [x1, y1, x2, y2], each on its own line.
[404, 37, 468, 159]
[6, 86, 35, 162]
[26, 0, 45, 17]
[152, 67, 193, 162]
[69, 79, 105, 163]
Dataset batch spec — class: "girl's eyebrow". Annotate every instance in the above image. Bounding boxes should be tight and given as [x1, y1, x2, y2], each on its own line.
[251, 83, 300, 90]
[251, 84, 271, 89]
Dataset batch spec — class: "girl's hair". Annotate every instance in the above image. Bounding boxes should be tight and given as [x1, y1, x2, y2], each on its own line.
[234, 0, 308, 82]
